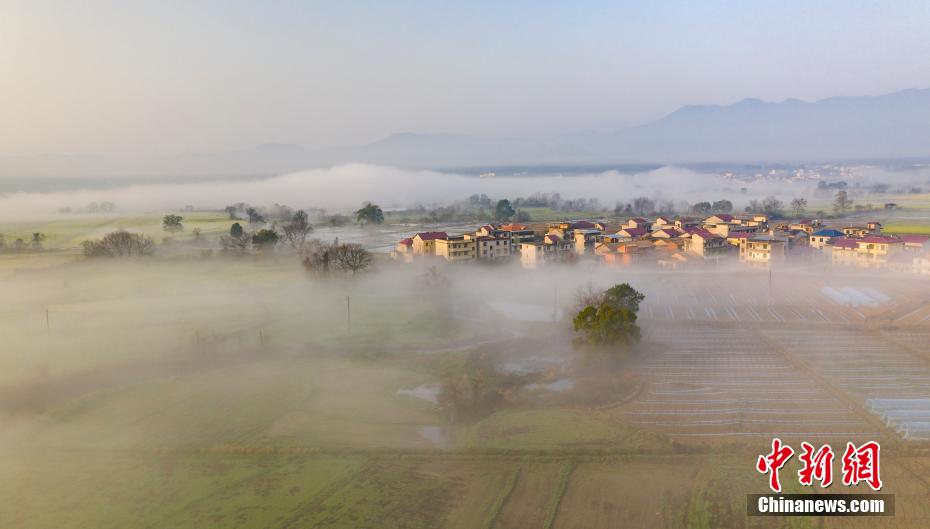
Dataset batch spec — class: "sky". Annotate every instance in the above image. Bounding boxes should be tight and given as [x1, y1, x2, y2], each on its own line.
[2, 0, 930, 157]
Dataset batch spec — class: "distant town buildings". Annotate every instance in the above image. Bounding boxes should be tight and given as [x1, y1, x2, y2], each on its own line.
[390, 212, 930, 274]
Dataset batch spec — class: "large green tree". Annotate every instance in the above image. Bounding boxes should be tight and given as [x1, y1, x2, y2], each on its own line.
[573, 304, 641, 348]
[603, 283, 645, 312]
[356, 202, 384, 224]
[573, 283, 644, 349]
[162, 214, 184, 233]
[494, 199, 515, 221]
[251, 229, 279, 249]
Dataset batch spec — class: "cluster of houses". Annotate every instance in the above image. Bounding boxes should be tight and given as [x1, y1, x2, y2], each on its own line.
[393, 214, 930, 273]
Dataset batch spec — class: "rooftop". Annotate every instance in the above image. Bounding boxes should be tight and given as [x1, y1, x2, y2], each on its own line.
[859, 236, 903, 244]
[571, 220, 598, 229]
[686, 227, 722, 239]
[654, 227, 685, 237]
[832, 238, 859, 249]
[901, 235, 930, 244]
[415, 231, 449, 241]
[748, 234, 783, 242]
[812, 229, 844, 237]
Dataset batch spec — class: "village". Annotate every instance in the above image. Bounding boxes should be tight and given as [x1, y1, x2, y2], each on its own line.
[393, 213, 930, 272]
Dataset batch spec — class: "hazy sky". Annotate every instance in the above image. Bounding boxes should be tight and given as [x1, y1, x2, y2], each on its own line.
[3, 0, 930, 156]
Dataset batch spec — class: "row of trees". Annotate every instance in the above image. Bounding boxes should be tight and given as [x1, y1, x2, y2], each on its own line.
[223, 202, 290, 224]
[743, 192, 857, 218]
[611, 197, 733, 217]
[82, 230, 154, 257]
[219, 209, 316, 253]
[0, 233, 46, 252]
[83, 220, 373, 277]
[223, 201, 386, 227]
[300, 240, 373, 276]
[58, 201, 118, 215]
[216, 210, 374, 275]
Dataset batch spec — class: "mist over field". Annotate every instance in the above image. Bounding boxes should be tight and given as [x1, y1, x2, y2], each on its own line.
[0, 164, 694, 219]
[1, 162, 914, 221]
[6, 1, 930, 527]
[4, 230, 930, 527]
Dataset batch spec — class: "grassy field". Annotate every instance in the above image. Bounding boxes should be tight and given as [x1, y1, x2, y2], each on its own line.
[515, 207, 607, 222]
[3, 448, 929, 529]
[0, 211, 237, 248]
[0, 256, 478, 387]
[880, 223, 930, 235]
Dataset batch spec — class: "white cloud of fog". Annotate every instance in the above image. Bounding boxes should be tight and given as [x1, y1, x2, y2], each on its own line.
[0, 163, 803, 221]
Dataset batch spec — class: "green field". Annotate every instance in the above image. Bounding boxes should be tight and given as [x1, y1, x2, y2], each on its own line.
[0, 211, 238, 249]
[4, 446, 928, 529]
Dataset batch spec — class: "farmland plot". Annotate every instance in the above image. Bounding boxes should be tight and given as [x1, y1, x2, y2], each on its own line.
[620, 326, 880, 442]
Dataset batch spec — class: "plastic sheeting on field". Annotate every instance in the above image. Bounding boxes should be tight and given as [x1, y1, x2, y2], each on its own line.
[865, 398, 930, 439]
[821, 286, 891, 307]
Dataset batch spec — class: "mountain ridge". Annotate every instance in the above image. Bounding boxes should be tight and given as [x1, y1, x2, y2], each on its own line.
[3, 87, 930, 179]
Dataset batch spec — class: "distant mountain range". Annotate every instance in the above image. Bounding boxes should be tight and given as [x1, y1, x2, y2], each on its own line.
[3, 88, 930, 180]
[565, 88, 930, 163]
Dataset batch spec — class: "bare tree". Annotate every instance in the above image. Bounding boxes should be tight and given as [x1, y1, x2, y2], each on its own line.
[301, 240, 336, 275]
[333, 243, 373, 275]
[574, 282, 604, 311]
[437, 372, 464, 423]
[790, 197, 808, 217]
[631, 197, 655, 216]
[762, 196, 784, 216]
[30, 233, 46, 251]
[833, 190, 853, 214]
[280, 210, 313, 248]
[219, 223, 250, 255]
[82, 230, 154, 257]
[246, 207, 265, 224]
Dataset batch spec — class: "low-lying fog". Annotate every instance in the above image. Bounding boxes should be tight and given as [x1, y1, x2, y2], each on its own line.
[0, 163, 884, 221]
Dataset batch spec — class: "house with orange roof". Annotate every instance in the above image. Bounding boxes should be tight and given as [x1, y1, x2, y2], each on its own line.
[499, 223, 536, 249]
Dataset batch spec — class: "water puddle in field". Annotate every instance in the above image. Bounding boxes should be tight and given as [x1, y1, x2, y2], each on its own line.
[417, 426, 449, 448]
[526, 378, 574, 392]
[396, 384, 439, 404]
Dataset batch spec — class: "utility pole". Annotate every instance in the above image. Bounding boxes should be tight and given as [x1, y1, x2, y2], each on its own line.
[45, 309, 50, 337]
[346, 295, 351, 332]
[553, 286, 559, 322]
